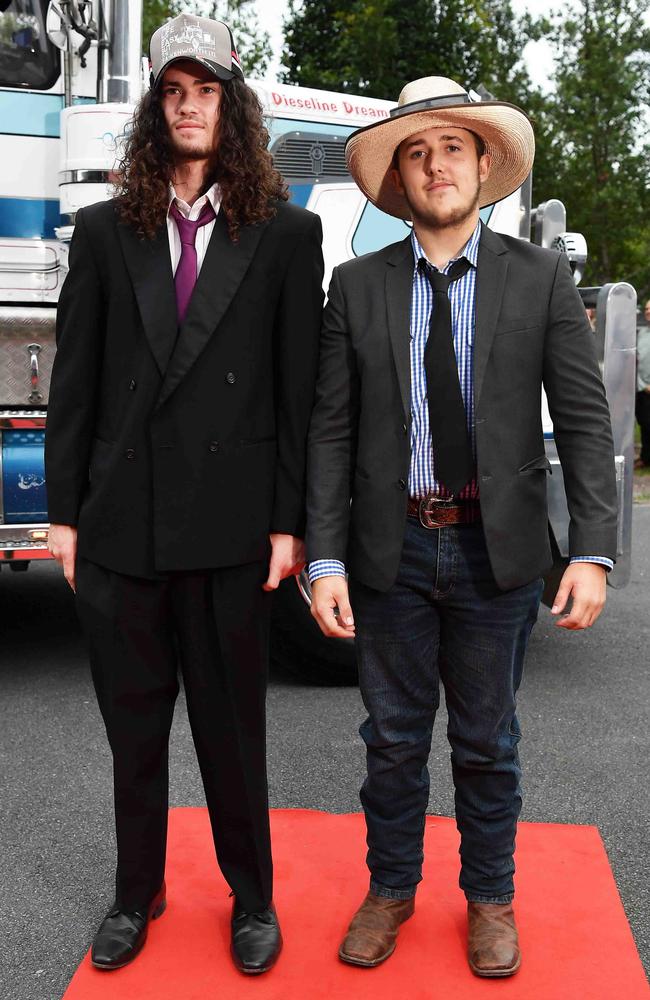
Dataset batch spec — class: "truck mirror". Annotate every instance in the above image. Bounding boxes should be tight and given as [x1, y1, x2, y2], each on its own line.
[46, 1, 69, 51]
[531, 199, 567, 248]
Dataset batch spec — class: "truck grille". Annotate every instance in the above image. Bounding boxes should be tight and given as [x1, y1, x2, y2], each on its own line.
[271, 132, 350, 182]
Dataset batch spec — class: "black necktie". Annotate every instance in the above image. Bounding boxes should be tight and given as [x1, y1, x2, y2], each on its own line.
[419, 256, 474, 496]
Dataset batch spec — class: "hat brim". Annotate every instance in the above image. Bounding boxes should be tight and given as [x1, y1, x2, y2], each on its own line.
[345, 102, 535, 218]
[152, 56, 237, 89]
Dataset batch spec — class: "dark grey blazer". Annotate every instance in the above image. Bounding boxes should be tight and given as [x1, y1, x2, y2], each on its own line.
[306, 223, 617, 592]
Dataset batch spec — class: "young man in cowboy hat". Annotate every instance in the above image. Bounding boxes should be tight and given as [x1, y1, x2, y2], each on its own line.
[45, 13, 323, 975]
[307, 76, 616, 976]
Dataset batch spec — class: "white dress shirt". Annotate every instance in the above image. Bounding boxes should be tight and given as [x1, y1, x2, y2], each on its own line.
[166, 183, 221, 276]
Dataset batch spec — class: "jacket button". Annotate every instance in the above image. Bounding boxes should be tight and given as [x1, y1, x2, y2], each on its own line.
[398, 478, 406, 490]
[125, 448, 135, 460]
[225, 372, 236, 384]
[402, 423, 408, 435]
[128, 379, 137, 391]
[209, 441, 219, 453]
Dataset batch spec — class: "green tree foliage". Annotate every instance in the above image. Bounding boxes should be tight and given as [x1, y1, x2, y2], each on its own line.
[282, 0, 649, 292]
[531, 0, 650, 294]
[142, 0, 176, 53]
[142, 0, 272, 78]
[281, 0, 534, 104]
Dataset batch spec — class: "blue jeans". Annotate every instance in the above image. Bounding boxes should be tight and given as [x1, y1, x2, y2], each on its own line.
[349, 518, 543, 904]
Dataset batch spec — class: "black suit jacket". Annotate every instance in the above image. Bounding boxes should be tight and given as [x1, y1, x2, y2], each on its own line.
[45, 199, 324, 577]
[306, 224, 618, 592]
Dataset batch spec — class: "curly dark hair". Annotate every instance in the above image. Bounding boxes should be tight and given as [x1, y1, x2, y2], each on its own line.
[114, 77, 288, 241]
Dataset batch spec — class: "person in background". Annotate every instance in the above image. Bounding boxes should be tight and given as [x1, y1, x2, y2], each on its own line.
[585, 306, 597, 333]
[45, 13, 323, 976]
[635, 300, 650, 469]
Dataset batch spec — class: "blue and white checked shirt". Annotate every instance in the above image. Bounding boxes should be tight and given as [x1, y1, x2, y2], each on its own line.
[409, 225, 480, 500]
[309, 222, 612, 582]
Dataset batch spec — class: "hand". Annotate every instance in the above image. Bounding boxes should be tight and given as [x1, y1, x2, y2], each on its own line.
[262, 533, 305, 591]
[310, 576, 355, 639]
[551, 562, 607, 630]
[48, 523, 78, 592]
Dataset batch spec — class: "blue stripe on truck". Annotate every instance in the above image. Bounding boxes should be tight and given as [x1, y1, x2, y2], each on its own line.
[0, 90, 95, 137]
[0, 196, 61, 238]
[0, 90, 63, 137]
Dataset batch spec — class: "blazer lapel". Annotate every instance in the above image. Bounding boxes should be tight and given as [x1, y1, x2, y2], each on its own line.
[385, 236, 414, 420]
[474, 224, 509, 408]
[156, 212, 268, 409]
[117, 221, 177, 376]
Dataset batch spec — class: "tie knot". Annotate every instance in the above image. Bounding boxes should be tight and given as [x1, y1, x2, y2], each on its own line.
[419, 255, 471, 293]
[170, 199, 216, 246]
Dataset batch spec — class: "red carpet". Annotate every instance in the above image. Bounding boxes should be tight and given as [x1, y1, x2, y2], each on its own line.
[64, 809, 648, 1000]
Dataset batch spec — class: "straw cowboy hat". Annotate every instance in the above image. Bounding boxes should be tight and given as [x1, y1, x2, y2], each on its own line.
[345, 76, 535, 219]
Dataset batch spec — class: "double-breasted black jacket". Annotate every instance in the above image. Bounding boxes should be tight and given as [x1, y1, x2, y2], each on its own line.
[45, 198, 324, 577]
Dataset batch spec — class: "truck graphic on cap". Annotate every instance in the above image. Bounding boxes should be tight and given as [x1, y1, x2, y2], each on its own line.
[161, 20, 216, 61]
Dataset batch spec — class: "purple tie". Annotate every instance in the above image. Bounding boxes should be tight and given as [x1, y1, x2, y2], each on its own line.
[170, 199, 216, 325]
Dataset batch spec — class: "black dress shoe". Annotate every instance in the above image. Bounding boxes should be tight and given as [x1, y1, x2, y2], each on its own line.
[91, 883, 166, 970]
[230, 898, 282, 975]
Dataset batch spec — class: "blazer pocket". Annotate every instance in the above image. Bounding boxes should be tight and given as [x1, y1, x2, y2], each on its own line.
[518, 454, 552, 475]
[239, 436, 276, 447]
[90, 435, 116, 463]
[495, 314, 543, 337]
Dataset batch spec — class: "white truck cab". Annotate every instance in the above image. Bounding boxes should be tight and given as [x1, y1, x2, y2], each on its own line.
[0, 0, 636, 681]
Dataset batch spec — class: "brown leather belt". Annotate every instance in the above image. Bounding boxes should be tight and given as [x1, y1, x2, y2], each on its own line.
[407, 494, 481, 529]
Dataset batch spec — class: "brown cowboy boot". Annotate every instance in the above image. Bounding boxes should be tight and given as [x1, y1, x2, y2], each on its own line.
[339, 891, 415, 967]
[467, 901, 521, 977]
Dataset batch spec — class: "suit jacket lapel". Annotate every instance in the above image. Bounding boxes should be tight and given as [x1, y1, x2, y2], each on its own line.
[385, 236, 414, 420]
[474, 224, 509, 408]
[117, 220, 177, 376]
[156, 212, 268, 409]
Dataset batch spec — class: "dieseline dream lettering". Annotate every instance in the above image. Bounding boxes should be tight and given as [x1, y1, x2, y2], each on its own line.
[342, 101, 390, 118]
[271, 92, 338, 113]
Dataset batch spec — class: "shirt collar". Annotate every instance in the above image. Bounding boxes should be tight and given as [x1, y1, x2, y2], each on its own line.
[410, 218, 481, 272]
[168, 182, 221, 220]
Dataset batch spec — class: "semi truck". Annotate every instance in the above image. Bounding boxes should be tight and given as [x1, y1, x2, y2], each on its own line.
[0, 0, 637, 682]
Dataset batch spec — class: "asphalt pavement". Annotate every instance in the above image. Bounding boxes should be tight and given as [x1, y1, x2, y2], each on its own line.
[1, 508, 649, 999]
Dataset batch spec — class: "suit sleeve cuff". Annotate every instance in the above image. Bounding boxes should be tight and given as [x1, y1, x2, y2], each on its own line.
[570, 556, 614, 571]
[308, 560, 346, 583]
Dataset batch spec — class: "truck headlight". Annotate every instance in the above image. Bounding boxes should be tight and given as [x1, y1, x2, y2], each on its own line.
[551, 232, 588, 285]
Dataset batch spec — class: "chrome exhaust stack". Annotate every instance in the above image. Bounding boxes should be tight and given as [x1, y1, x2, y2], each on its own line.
[47, 0, 144, 227]
[103, 0, 143, 105]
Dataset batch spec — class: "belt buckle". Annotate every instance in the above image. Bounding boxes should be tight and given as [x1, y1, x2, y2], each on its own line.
[418, 495, 455, 529]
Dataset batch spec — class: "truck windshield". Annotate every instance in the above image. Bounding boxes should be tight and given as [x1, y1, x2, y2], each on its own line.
[0, 0, 59, 89]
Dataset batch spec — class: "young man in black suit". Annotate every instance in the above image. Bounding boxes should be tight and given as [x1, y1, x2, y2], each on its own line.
[45, 13, 323, 975]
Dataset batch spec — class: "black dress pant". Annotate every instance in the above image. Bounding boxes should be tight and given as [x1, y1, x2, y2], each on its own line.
[75, 556, 273, 913]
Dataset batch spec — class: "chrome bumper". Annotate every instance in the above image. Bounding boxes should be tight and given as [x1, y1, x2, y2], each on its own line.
[0, 522, 51, 561]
